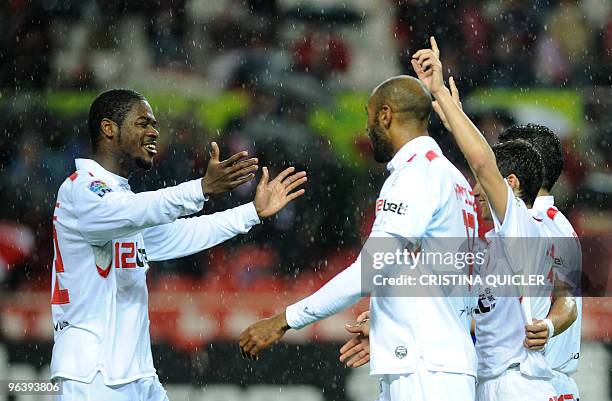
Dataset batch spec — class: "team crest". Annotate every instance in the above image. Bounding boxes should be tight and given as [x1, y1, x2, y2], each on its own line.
[88, 180, 113, 198]
[394, 345, 408, 359]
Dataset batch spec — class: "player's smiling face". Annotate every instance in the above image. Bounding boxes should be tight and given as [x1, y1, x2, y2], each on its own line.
[473, 180, 492, 221]
[118, 100, 159, 171]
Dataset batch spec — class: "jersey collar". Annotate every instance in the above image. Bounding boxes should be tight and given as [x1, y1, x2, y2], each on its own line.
[75, 158, 130, 186]
[532, 195, 555, 212]
[387, 135, 441, 173]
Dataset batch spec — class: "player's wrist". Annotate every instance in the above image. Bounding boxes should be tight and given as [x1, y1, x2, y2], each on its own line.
[432, 86, 451, 100]
[543, 318, 555, 338]
[276, 312, 290, 332]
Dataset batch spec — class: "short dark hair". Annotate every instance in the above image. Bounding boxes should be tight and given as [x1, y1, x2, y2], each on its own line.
[492, 139, 543, 206]
[498, 124, 562, 192]
[372, 75, 432, 123]
[88, 89, 146, 151]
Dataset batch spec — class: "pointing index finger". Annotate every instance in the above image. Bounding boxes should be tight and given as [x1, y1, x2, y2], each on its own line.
[430, 36, 440, 58]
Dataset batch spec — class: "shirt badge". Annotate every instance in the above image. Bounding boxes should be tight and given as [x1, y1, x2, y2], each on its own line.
[88, 180, 113, 198]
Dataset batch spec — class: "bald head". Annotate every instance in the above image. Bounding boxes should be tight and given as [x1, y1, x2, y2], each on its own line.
[369, 75, 432, 125]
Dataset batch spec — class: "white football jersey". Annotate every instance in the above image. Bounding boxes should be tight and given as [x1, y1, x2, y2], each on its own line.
[474, 183, 553, 380]
[51, 158, 260, 385]
[531, 195, 581, 375]
[287, 136, 478, 377]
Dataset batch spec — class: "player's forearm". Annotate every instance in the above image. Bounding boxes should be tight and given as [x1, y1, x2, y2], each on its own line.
[547, 295, 577, 337]
[144, 202, 260, 261]
[286, 259, 362, 329]
[433, 89, 496, 175]
[433, 88, 508, 221]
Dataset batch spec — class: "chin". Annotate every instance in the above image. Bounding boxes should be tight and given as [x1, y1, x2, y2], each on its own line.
[135, 157, 154, 171]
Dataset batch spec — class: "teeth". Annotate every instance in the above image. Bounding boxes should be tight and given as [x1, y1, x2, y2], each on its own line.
[144, 144, 157, 153]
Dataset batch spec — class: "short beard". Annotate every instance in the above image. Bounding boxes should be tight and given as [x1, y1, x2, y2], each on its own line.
[135, 156, 153, 171]
[368, 123, 394, 163]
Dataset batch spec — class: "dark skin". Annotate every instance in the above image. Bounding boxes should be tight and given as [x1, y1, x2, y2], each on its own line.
[238, 76, 433, 360]
[93, 99, 308, 218]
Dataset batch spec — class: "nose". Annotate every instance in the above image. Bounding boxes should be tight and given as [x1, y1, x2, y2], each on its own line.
[147, 127, 159, 139]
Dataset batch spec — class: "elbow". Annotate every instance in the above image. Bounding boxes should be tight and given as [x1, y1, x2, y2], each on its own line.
[569, 298, 578, 324]
[470, 154, 493, 176]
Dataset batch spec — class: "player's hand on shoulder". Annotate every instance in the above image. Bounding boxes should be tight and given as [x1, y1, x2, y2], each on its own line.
[239, 312, 290, 360]
[524, 319, 550, 351]
[411, 36, 445, 96]
[254, 166, 307, 219]
[202, 142, 259, 195]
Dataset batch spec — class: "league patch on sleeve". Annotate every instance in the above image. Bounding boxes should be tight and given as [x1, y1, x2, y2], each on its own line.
[88, 180, 113, 198]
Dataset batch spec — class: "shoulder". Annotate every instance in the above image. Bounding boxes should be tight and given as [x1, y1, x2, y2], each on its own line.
[548, 207, 578, 238]
[68, 170, 115, 200]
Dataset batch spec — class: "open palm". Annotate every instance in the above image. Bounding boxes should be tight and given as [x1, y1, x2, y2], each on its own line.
[254, 167, 307, 218]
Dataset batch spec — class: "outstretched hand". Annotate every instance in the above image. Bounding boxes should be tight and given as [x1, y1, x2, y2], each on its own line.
[239, 312, 290, 360]
[339, 310, 370, 368]
[411, 36, 445, 95]
[202, 142, 259, 195]
[254, 166, 307, 218]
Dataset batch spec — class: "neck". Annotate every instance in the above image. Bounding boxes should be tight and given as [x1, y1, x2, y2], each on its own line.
[390, 126, 429, 155]
[91, 151, 129, 179]
[537, 188, 550, 197]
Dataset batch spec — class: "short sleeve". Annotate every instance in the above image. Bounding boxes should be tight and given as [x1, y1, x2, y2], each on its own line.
[490, 182, 539, 238]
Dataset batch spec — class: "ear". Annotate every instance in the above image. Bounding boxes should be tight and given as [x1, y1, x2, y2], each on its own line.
[506, 173, 521, 196]
[378, 105, 392, 129]
[100, 118, 117, 140]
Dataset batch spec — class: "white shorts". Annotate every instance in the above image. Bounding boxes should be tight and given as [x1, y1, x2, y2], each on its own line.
[56, 372, 169, 401]
[476, 370, 555, 401]
[376, 363, 475, 401]
[550, 370, 580, 400]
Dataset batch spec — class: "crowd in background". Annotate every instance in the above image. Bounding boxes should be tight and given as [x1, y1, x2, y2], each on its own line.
[0, 0, 611, 290]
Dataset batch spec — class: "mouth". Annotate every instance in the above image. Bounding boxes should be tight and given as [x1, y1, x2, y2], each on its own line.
[143, 142, 157, 156]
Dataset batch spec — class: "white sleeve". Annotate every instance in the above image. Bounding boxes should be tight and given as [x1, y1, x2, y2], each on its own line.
[489, 182, 547, 274]
[286, 166, 435, 330]
[74, 176, 206, 245]
[371, 165, 438, 242]
[285, 230, 403, 330]
[286, 256, 362, 330]
[143, 202, 261, 261]
[490, 182, 535, 238]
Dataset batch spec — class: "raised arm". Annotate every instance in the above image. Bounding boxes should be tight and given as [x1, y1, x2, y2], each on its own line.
[411, 37, 509, 223]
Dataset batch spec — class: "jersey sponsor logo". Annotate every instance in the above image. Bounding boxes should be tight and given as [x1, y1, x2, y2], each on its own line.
[394, 345, 408, 359]
[375, 199, 408, 215]
[88, 180, 113, 198]
[53, 320, 69, 331]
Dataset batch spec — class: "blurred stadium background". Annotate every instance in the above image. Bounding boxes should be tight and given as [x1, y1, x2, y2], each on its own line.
[0, 0, 611, 400]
